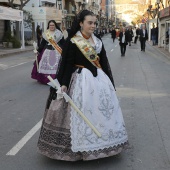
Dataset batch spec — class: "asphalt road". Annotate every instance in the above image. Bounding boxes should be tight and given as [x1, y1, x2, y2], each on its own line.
[0, 34, 170, 170]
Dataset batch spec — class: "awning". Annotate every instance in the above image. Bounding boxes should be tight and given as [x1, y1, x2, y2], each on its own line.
[0, 6, 23, 21]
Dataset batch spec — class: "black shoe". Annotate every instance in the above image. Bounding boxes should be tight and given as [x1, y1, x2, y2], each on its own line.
[141, 49, 143, 51]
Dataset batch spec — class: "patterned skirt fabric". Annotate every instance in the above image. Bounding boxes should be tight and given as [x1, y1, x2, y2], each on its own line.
[37, 68, 128, 161]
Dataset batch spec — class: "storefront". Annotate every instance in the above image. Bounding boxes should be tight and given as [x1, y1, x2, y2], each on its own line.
[158, 6, 170, 53]
[0, 6, 25, 49]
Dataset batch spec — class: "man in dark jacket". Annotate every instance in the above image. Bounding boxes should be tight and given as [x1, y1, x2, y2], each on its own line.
[134, 28, 140, 43]
[111, 27, 116, 43]
[127, 26, 133, 46]
[139, 25, 148, 52]
[151, 25, 156, 45]
[119, 27, 129, 56]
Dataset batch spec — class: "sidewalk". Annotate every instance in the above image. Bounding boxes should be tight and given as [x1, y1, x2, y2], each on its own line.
[147, 41, 170, 59]
[0, 46, 33, 58]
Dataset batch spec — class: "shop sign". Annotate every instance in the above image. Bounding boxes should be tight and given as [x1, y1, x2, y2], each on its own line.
[39, 9, 44, 14]
[159, 7, 170, 18]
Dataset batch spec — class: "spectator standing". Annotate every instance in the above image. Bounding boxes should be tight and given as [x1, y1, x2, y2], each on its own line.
[139, 25, 148, 52]
[151, 24, 156, 46]
[127, 26, 133, 46]
[36, 25, 42, 47]
[111, 27, 116, 42]
[134, 27, 140, 44]
[119, 27, 129, 56]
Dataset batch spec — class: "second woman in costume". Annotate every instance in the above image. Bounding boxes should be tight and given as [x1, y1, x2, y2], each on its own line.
[31, 20, 65, 84]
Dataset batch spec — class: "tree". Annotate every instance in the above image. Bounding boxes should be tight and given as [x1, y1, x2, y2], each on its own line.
[23, 10, 33, 30]
[8, 0, 30, 10]
[8, 0, 30, 40]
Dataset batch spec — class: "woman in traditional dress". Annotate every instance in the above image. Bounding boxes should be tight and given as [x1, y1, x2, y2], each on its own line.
[37, 10, 128, 161]
[31, 20, 64, 84]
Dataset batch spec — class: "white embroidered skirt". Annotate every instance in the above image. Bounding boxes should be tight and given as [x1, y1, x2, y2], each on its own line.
[70, 68, 128, 152]
[37, 68, 128, 161]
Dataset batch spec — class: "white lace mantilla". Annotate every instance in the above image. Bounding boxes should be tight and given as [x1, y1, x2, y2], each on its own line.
[71, 31, 102, 54]
[70, 69, 128, 152]
[42, 29, 63, 44]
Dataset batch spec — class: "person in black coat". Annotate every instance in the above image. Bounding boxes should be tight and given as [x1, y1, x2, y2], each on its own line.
[36, 25, 42, 47]
[139, 25, 148, 52]
[111, 27, 116, 42]
[119, 27, 129, 56]
[151, 25, 156, 45]
[134, 28, 140, 44]
[127, 26, 133, 46]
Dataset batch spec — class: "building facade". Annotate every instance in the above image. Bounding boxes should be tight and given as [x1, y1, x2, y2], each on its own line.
[0, 0, 23, 43]
[0, 0, 114, 43]
[159, 4, 170, 53]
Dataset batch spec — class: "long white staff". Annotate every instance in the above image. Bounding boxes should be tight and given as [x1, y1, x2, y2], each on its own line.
[47, 76, 101, 138]
[33, 41, 39, 72]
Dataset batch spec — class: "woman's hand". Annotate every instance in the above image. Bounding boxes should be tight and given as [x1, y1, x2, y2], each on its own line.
[61, 85, 67, 93]
[33, 50, 39, 55]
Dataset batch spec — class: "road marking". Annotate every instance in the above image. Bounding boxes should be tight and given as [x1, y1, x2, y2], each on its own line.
[0, 63, 8, 69]
[2, 60, 35, 70]
[6, 119, 42, 156]
[111, 49, 114, 52]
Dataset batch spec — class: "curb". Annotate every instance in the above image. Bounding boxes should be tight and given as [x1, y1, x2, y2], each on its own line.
[147, 41, 170, 60]
[0, 48, 33, 58]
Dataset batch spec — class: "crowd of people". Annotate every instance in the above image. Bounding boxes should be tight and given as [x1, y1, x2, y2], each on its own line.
[31, 10, 129, 161]
[108, 25, 149, 56]
[32, 21, 151, 84]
